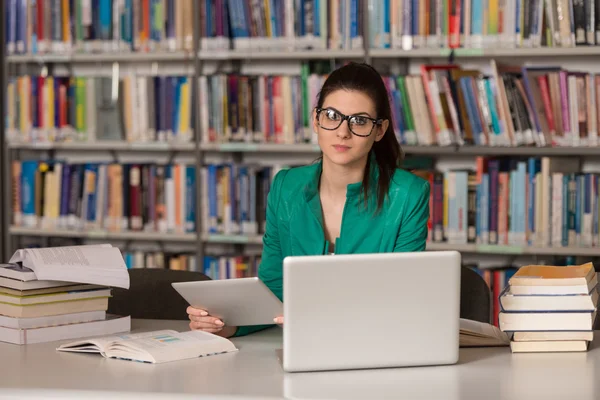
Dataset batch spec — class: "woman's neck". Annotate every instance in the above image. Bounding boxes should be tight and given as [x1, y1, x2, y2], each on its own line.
[320, 156, 366, 197]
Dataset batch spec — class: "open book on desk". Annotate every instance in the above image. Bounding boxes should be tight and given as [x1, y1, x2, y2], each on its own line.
[460, 318, 510, 347]
[57, 329, 238, 364]
[8, 244, 129, 289]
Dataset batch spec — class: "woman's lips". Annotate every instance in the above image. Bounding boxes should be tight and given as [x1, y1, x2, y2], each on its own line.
[333, 145, 351, 152]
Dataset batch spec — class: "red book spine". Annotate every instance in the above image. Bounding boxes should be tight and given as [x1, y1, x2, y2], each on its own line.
[537, 75, 556, 135]
[448, 0, 461, 48]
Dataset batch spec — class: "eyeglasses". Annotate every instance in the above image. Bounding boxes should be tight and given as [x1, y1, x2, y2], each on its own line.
[315, 107, 383, 137]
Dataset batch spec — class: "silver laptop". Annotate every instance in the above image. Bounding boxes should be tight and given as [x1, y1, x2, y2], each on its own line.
[282, 251, 461, 372]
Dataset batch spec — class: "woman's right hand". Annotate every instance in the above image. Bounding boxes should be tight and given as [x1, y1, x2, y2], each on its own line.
[187, 306, 237, 338]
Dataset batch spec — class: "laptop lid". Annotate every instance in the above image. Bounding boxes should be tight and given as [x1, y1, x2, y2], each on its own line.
[282, 251, 461, 372]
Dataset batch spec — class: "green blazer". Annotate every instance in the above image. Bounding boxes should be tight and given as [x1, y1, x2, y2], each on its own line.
[234, 158, 430, 336]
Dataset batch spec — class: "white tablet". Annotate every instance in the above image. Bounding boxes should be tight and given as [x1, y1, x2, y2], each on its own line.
[172, 277, 283, 326]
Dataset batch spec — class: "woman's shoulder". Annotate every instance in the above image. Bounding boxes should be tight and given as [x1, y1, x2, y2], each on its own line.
[270, 163, 320, 195]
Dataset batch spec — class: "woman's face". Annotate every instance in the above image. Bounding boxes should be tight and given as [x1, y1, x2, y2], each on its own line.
[313, 89, 388, 169]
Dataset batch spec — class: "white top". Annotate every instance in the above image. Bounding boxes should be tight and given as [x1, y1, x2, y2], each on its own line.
[1, 319, 598, 399]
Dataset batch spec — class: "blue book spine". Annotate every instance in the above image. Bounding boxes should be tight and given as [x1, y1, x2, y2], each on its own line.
[19, 0, 27, 52]
[208, 164, 218, 233]
[59, 164, 71, 223]
[8, 0, 17, 53]
[124, 0, 133, 47]
[459, 78, 480, 145]
[471, 0, 483, 38]
[509, 170, 515, 244]
[185, 166, 196, 233]
[239, 166, 248, 232]
[518, 162, 527, 244]
[86, 164, 99, 224]
[249, 167, 257, 232]
[173, 77, 182, 136]
[576, 175, 583, 245]
[314, 0, 320, 37]
[269, 0, 278, 37]
[412, 0, 419, 37]
[21, 161, 38, 223]
[383, 0, 390, 48]
[350, 0, 358, 41]
[125, 253, 133, 269]
[99, 0, 111, 40]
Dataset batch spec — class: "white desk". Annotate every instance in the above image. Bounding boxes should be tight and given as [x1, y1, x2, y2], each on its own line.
[1, 319, 599, 400]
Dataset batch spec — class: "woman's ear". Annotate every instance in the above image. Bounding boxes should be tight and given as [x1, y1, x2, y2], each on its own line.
[312, 108, 319, 134]
[374, 119, 389, 142]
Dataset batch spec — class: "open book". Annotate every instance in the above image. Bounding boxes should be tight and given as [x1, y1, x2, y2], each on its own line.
[460, 318, 510, 347]
[8, 244, 129, 289]
[57, 329, 238, 363]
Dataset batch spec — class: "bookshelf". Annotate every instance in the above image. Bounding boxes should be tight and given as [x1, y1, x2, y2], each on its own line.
[3, 0, 600, 272]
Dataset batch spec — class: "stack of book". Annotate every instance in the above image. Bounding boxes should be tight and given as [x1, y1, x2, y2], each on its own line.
[0, 244, 131, 345]
[498, 263, 598, 353]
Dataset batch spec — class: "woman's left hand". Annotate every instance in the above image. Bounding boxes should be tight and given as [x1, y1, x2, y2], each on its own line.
[274, 316, 284, 325]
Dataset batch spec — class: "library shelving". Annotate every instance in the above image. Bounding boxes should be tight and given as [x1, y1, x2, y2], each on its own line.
[4, 0, 600, 270]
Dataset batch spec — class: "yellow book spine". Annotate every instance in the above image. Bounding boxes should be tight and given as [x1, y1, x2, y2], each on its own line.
[179, 79, 190, 134]
[62, 0, 71, 44]
[264, 0, 272, 37]
[47, 78, 55, 131]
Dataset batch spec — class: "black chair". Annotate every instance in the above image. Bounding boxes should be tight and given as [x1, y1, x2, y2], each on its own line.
[107, 269, 211, 320]
[460, 266, 492, 324]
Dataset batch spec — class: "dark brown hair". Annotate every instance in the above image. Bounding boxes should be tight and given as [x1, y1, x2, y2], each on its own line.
[315, 62, 403, 212]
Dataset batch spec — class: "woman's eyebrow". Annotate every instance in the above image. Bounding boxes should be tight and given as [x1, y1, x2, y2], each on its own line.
[323, 106, 373, 117]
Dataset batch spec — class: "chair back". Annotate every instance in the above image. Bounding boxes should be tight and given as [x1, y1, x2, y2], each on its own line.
[460, 266, 492, 324]
[107, 269, 211, 320]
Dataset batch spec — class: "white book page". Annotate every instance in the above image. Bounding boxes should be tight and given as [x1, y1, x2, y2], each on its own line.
[58, 330, 179, 354]
[109, 331, 238, 363]
[9, 245, 129, 289]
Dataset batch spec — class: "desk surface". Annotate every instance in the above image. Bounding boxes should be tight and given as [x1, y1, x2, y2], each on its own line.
[1, 319, 599, 400]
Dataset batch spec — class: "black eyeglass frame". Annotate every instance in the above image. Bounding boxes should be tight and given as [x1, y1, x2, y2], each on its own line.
[315, 107, 384, 138]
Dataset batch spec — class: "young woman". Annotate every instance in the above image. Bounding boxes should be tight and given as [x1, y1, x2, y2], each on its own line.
[188, 62, 430, 337]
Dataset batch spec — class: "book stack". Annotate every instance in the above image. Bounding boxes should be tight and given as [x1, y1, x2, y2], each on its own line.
[0, 244, 131, 345]
[498, 263, 598, 353]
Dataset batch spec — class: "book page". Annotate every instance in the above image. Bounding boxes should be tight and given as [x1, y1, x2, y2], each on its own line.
[110, 331, 238, 363]
[57, 330, 179, 354]
[9, 244, 112, 264]
[10, 245, 129, 289]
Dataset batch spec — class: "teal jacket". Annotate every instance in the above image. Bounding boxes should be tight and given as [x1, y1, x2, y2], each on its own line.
[234, 158, 430, 336]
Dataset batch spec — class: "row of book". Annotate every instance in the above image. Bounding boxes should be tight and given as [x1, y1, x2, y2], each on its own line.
[416, 155, 600, 249]
[5, 0, 363, 55]
[402, 63, 600, 148]
[5, 74, 194, 144]
[203, 63, 600, 148]
[12, 155, 600, 247]
[5, 0, 194, 55]
[199, 67, 321, 145]
[370, 0, 600, 50]
[9, 61, 600, 149]
[123, 251, 261, 280]
[11, 160, 197, 234]
[10, 0, 600, 55]
[10, 160, 284, 236]
[201, 0, 363, 52]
